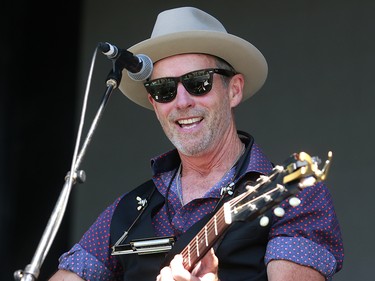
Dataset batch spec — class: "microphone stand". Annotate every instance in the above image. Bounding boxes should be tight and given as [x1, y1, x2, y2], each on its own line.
[14, 65, 123, 281]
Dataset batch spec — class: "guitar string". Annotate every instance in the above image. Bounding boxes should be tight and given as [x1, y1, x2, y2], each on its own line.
[180, 165, 285, 263]
[181, 184, 257, 260]
[180, 206, 227, 265]
[181, 209, 226, 255]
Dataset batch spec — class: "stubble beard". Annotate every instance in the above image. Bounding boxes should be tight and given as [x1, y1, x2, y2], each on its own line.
[161, 106, 232, 157]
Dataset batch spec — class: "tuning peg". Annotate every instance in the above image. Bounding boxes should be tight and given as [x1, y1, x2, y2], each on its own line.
[273, 207, 285, 217]
[263, 195, 272, 202]
[259, 216, 270, 227]
[289, 197, 301, 207]
[299, 176, 316, 188]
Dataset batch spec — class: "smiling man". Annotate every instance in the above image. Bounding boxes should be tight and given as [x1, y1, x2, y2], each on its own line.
[49, 7, 344, 281]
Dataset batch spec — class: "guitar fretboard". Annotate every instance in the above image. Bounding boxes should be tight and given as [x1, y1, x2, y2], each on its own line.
[180, 206, 229, 271]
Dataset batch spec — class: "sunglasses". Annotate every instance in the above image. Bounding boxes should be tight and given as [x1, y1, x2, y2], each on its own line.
[144, 68, 236, 103]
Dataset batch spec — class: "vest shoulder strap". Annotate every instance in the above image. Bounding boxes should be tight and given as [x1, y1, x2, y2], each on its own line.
[110, 179, 164, 246]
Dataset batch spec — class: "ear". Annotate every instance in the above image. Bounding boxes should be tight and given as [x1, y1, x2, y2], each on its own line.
[229, 74, 244, 108]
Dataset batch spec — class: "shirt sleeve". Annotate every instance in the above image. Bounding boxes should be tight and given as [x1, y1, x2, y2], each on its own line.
[57, 197, 124, 281]
[265, 181, 344, 279]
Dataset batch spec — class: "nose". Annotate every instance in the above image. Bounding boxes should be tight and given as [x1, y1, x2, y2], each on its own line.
[174, 82, 194, 109]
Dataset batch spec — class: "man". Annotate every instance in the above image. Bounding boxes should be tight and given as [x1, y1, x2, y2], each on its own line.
[49, 6, 344, 281]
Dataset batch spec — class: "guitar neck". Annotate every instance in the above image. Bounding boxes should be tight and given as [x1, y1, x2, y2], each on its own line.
[180, 205, 230, 271]
[178, 170, 279, 271]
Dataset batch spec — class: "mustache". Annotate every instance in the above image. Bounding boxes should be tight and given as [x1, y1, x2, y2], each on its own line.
[168, 108, 207, 121]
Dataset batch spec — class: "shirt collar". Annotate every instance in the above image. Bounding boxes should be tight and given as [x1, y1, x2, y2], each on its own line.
[150, 141, 273, 177]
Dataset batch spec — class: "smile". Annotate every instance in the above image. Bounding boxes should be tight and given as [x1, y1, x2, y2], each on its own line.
[177, 117, 203, 127]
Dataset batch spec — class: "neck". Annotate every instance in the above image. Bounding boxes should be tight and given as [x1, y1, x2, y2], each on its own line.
[179, 132, 244, 177]
[177, 134, 245, 204]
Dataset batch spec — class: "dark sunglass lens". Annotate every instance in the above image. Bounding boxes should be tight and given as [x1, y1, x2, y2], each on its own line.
[183, 70, 212, 95]
[146, 78, 177, 102]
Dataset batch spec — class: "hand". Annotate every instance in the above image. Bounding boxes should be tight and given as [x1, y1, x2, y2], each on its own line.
[157, 248, 219, 281]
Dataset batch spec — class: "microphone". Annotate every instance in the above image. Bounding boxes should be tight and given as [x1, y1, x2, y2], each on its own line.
[98, 42, 153, 81]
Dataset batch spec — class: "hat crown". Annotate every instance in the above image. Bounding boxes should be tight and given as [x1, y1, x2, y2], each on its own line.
[151, 7, 227, 38]
[120, 6, 267, 110]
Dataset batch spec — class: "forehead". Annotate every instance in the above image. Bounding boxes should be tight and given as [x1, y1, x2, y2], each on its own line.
[152, 53, 217, 77]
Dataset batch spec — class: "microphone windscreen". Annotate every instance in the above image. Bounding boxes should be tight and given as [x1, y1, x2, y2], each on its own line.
[127, 54, 153, 81]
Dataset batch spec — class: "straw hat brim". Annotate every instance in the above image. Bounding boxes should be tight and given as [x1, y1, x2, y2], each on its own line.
[118, 30, 268, 110]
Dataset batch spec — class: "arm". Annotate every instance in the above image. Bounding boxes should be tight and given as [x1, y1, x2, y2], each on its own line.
[49, 269, 85, 281]
[54, 197, 124, 281]
[267, 260, 325, 281]
[266, 182, 344, 278]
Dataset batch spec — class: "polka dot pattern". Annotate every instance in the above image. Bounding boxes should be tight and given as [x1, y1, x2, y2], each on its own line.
[58, 199, 124, 280]
[57, 141, 344, 279]
[265, 181, 344, 277]
[265, 236, 337, 278]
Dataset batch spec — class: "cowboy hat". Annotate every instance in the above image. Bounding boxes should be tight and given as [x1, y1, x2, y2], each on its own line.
[118, 6, 268, 110]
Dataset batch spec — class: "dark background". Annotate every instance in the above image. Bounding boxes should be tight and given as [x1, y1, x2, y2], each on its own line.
[2, 1, 374, 280]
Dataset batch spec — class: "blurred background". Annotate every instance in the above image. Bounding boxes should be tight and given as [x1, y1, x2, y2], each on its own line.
[2, 0, 374, 280]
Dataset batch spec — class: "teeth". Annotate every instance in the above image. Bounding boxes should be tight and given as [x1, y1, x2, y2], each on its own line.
[178, 117, 201, 125]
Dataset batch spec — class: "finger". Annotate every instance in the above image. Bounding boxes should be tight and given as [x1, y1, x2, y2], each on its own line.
[170, 255, 190, 280]
[192, 248, 219, 277]
[159, 266, 173, 280]
[204, 248, 219, 268]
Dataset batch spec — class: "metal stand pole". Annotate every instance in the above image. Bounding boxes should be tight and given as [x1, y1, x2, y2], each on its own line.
[14, 75, 119, 281]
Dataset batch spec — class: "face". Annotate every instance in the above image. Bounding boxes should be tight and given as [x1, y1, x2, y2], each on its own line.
[147, 54, 243, 156]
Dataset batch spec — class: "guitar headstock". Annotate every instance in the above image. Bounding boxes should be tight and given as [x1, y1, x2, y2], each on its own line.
[223, 151, 333, 225]
[283, 151, 333, 187]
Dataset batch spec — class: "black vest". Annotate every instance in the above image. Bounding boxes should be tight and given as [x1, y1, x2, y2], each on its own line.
[110, 178, 272, 281]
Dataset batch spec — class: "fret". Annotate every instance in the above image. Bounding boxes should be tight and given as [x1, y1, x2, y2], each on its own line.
[181, 205, 232, 271]
[214, 214, 218, 235]
[195, 236, 199, 257]
[187, 244, 191, 268]
[204, 225, 208, 246]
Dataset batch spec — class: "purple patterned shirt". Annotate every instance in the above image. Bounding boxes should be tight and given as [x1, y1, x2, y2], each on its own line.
[58, 142, 344, 280]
